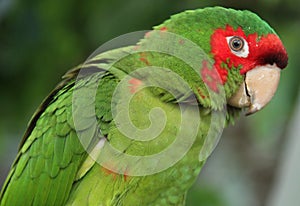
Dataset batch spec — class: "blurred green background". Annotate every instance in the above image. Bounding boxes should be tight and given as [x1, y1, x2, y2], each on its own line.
[0, 0, 299, 205]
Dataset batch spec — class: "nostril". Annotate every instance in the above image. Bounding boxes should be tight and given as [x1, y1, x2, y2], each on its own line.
[259, 51, 288, 69]
[277, 52, 289, 69]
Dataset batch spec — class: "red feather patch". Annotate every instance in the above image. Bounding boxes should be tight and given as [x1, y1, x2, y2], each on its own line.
[210, 25, 288, 84]
[128, 78, 143, 94]
[200, 60, 222, 93]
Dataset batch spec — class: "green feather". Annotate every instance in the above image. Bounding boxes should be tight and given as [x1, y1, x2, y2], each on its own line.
[0, 7, 284, 206]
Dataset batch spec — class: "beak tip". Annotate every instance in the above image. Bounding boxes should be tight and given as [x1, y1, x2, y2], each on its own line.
[245, 105, 261, 116]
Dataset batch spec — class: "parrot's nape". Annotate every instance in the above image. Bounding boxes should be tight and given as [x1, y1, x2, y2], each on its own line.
[0, 7, 288, 206]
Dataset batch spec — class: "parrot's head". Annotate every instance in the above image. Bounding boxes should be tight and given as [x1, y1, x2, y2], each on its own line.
[155, 7, 288, 114]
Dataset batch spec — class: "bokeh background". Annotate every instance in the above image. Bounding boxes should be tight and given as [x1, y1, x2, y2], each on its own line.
[0, 0, 299, 205]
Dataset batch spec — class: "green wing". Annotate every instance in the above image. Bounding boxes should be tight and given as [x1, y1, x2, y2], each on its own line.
[0, 44, 232, 205]
[0, 54, 117, 205]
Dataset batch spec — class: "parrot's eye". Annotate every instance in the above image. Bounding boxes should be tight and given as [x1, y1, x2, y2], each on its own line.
[227, 36, 249, 58]
[229, 37, 244, 51]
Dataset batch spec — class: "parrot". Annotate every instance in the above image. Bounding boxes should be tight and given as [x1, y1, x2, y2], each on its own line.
[0, 7, 288, 206]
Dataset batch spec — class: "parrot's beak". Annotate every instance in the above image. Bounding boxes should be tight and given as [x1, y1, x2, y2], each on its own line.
[228, 64, 281, 115]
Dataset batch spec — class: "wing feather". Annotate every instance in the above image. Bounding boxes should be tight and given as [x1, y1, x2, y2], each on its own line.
[0, 47, 133, 205]
[0, 57, 115, 205]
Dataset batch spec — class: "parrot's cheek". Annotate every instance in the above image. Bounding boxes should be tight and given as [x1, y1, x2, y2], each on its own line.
[228, 64, 281, 115]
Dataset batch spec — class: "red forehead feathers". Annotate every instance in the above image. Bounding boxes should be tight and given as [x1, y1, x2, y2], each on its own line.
[210, 25, 288, 84]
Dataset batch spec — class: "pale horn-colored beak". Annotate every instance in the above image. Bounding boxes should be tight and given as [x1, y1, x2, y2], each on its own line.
[228, 64, 281, 115]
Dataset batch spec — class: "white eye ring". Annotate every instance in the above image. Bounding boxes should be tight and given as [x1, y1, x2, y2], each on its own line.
[226, 36, 249, 58]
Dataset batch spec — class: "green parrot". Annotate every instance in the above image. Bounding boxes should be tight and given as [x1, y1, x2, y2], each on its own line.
[0, 7, 288, 206]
